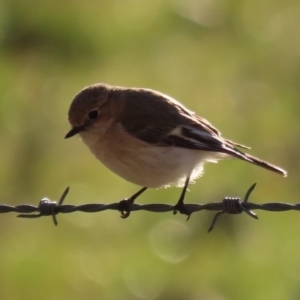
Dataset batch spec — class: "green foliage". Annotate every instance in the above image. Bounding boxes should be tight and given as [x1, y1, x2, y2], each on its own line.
[0, 0, 299, 299]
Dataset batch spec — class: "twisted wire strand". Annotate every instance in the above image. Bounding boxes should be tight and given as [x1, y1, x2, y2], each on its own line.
[0, 183, 296, 232]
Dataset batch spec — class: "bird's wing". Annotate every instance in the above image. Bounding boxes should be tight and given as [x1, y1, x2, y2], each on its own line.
[119, 88, 244, 153]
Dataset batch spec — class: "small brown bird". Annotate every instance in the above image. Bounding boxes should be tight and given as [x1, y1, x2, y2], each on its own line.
[65, 83, 287, 215]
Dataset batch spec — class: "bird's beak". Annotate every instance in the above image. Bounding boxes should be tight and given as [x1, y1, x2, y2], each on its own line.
[65, 126, 84, 139]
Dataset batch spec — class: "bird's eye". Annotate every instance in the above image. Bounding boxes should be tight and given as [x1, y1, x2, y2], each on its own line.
[88, 110, 99, 119]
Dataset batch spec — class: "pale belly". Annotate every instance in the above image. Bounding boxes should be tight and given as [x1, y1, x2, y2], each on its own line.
[88, 139, 218, 187]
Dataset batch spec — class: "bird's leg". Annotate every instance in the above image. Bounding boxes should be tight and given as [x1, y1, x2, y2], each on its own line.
[173, 174, 191, 219]
[128, 187, 148, 203]
[119, 187, 148, 218]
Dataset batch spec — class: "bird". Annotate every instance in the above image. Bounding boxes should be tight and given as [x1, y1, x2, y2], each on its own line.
[65, 83, 287, 217]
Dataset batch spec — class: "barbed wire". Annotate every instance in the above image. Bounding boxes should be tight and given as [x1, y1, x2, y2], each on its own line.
[0, 183, 296, 232]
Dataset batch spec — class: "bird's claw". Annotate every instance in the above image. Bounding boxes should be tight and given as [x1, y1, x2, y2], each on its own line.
[173, 202, 191, 221]
[119, 199, 131, 218]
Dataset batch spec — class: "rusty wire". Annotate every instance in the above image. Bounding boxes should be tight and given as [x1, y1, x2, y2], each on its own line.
[0, 183, 296, 232]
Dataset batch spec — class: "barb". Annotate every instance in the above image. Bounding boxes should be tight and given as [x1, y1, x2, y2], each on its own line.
[17, 187, 70, 226]
[0, 183, 296, 231]
[207, 183, 258, 233]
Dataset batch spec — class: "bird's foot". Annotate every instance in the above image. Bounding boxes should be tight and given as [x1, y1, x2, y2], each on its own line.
[118, 187, 147, 219]
[173, 201, 191, 221]
[118, 199, 132, 219]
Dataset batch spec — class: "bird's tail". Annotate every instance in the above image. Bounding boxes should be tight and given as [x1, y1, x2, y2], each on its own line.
[229, 148, 287, 177]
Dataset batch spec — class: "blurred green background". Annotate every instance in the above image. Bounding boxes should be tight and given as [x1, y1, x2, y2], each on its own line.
[0, 0, 299, 299]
